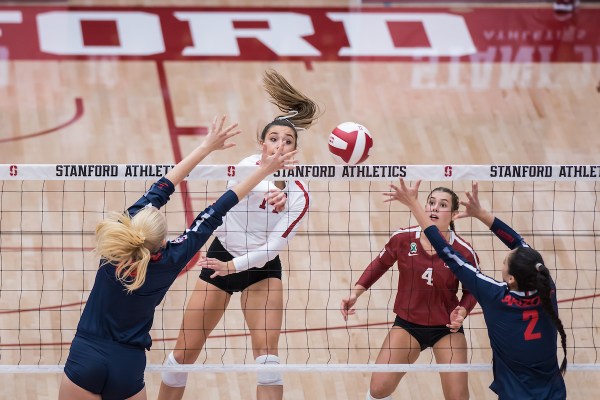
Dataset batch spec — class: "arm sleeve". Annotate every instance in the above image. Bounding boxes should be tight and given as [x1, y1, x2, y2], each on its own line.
[231, 190, 308, 272]
[490, 217, 529, 249]
[166, 190, 239, 272]
[126, 177, 175, 217]
[458, 250, 480, 314]
[356, 237, 397, 290]
[424, 226, 506, 306]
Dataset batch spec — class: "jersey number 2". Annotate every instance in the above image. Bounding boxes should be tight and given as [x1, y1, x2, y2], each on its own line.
[523, 310, 542, 340]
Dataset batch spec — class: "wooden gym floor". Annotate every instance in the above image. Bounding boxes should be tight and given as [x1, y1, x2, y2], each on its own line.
[0, 1, 599, 399]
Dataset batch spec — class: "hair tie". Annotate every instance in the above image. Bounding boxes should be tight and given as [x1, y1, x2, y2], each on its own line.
[135, 234, 146, 247]
[275, 110, 306, 131]
[535, 263, 543, 272]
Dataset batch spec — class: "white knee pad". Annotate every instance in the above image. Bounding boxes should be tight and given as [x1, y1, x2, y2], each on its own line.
[366, 391, 393, 400]
[256, 354, 283, 386]
[161, 352, 188, 388]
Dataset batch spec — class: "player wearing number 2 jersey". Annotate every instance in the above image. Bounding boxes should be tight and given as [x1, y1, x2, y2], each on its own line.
[342, 187, 479, 400]
[389, 179, 567, 400]
[158, 70, 320, 400]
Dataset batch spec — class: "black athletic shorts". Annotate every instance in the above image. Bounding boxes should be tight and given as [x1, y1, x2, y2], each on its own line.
[64, 331, 146, 400]
[393, 315, 464, 351]
[199, 237, 282, 294]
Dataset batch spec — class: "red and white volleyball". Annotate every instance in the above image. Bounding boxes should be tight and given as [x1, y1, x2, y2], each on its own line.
[328, 122, 373, 165]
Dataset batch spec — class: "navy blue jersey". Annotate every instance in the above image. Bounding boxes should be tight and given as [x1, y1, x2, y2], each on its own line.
[76, 177, 238, 350]
[424, 218, 566, 400]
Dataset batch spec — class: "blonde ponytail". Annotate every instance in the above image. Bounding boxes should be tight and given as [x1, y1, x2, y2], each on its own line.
[95, 207, 167, 292]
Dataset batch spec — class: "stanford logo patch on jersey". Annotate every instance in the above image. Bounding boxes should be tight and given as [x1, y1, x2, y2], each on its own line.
[408, 242, 418, 256]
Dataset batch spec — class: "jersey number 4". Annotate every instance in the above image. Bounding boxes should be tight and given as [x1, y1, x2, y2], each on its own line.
[523, 310, 542, 341]
[421, 268, 433, 286]
[259, 198, 279, 213]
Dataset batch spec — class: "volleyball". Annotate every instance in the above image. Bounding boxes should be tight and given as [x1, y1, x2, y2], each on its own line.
[328, 122, 373, 165]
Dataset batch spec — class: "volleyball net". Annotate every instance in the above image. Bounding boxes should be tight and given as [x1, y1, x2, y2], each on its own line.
[0, 164, 598, 374]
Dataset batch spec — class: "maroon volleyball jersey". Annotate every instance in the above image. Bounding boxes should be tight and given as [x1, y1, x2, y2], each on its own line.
[357, 226, 480, 326]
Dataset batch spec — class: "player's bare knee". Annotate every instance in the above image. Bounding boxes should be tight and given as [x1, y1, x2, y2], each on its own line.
[369, 382, 394, 400]
[256, 354, 283, 386]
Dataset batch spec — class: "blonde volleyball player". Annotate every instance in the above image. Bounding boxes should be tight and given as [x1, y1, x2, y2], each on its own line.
[158, 70, 320, 400]
[58, 116, 298, 400]
[341, 187, 480, 400]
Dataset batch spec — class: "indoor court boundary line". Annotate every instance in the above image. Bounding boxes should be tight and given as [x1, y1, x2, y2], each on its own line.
[0, 97, 83, 144]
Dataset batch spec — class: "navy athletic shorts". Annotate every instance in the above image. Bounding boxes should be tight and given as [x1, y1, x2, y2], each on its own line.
[393, 315, 464, 351]
[64, 331, 146, 400]
[199, 237, 282, 294]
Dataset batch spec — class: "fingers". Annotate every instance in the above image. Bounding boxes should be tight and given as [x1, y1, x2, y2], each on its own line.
[216, 114, 225, 133]
[382, 192, 395, 203]
[340, 299, 355, 321]
[465, 191, 475, 204]
[399, 177, 408, 191]
[412, 179, 422, 192]
[266, 189, 287, 212]
[454, 211, 468, 220]
[222, 122, 240, 136]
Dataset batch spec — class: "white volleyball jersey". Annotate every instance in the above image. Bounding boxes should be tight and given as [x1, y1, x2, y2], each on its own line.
[214, 154, 310, 272]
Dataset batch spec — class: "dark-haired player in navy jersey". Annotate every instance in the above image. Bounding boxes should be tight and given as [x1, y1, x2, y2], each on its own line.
[387, 179, 567, 400]
[58, 115, 298, 400]
[341, 186, 479, 400]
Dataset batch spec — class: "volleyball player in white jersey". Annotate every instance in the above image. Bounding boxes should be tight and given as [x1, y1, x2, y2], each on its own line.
[158, 70, 320, 400]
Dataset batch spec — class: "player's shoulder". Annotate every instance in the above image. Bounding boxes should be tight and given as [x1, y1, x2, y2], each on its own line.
[452, 232, 476, 252]
[287, 179, 309, 193]
[285, 180, 310, 208]
[238, 153, 261, 165]
[389, 226, 420, 241]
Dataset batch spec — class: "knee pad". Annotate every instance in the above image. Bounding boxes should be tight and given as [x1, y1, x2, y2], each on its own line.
[366, 391, 393, 400]
[256, 354, 283, 386]
[161, 352, 188, 388]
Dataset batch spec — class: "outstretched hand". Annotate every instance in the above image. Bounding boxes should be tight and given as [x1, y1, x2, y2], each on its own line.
[455, 182, 483, 220]
[259, 144, 299, 175]
[383, 178, 421, 207]
[201, 115, 241, 152]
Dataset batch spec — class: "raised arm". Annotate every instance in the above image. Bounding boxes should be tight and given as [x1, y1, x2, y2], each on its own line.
[165, 115, 240, 186]
[456, 182, 527, 250]
[454, 182, 494, 228]
[383, 179, 431, 231]
[164, 144, 298, 273]
[385, 179, 519, 305]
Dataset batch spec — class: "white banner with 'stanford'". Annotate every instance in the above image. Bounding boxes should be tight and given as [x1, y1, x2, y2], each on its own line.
[1, 164, 599, 181]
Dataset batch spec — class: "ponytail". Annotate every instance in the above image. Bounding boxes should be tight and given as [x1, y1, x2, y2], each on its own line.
[95, 207, 167, 292]
[509, 248, 567, 375]
[259, 69, 321, 142]
[535, 262, 568, 375]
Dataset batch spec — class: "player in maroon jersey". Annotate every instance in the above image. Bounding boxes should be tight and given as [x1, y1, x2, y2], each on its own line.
[341, 187, 479, 400]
